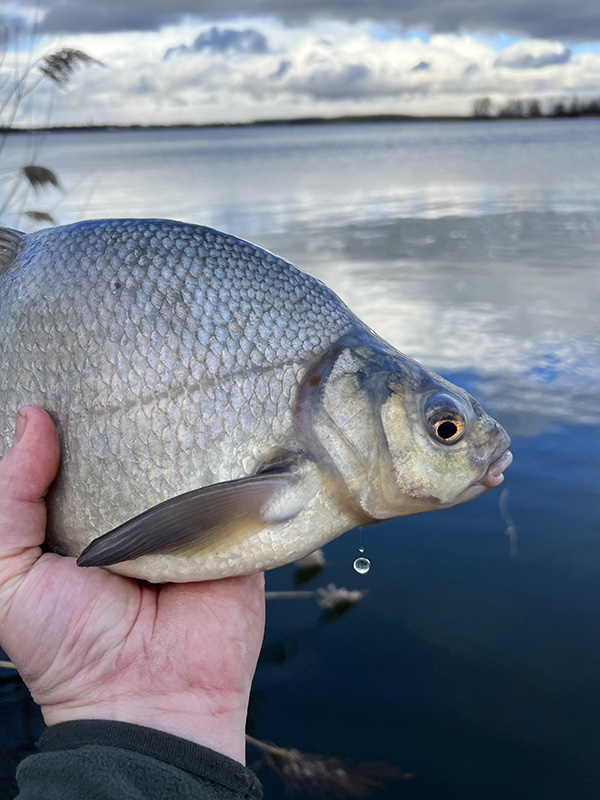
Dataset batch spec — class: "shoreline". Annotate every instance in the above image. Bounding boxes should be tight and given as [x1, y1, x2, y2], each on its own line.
[2, 112, 600, 135]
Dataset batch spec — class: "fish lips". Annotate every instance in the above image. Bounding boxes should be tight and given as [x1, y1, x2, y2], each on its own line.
[480, 448, 513, 488]
[450, 431, 512, 506]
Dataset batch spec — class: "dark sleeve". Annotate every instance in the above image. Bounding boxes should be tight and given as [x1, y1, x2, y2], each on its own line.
[15, 720, 263, 800]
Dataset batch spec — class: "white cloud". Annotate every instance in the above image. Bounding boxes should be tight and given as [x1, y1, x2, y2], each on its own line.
[3, 18, 600, 126]
[494, 41, 571, 69]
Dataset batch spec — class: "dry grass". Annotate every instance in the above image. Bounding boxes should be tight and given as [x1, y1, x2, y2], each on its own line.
[38, 48, 103, 87]
[247, 734, 412, 797]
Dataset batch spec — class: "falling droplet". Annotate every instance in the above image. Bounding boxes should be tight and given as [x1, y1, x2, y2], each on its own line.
[353, 557, 371, 574]
[358, 527, 365, 554]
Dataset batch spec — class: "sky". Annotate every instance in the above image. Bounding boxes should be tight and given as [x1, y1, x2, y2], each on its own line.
[3, 0, 600, 126]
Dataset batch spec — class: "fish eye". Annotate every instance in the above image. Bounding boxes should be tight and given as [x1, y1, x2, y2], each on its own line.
[434, 418, 464, 443]
[424, 393, 467, 445]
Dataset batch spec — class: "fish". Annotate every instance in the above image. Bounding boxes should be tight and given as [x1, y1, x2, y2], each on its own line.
[0, 218, 512, 583]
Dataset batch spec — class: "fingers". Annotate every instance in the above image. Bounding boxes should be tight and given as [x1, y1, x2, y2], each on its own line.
[0, 406, 60, 563]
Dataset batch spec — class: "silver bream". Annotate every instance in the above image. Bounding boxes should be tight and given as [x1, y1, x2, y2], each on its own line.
[0, 219, 512, 582]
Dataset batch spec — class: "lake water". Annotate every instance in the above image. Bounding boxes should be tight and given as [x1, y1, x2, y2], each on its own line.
[1, 119, 599, 799]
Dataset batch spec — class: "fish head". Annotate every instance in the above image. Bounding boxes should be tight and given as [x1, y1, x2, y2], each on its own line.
[378, 365, 512, 516]
[300, 339, 512, 522]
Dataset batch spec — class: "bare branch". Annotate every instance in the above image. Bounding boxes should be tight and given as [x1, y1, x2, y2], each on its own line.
[265, 584, 369, 611]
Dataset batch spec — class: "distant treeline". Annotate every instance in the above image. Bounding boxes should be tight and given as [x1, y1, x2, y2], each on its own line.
[3, 105, 600, 137]
[472, 96, 600, 119]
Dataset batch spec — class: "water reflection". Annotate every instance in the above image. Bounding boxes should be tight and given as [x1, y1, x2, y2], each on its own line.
[0, 664, 43, 796]
[3, 122, 596, 434]
[5, 119, 600, 230]
[1, 120, 599, 799]
[260, 211, 599, 431]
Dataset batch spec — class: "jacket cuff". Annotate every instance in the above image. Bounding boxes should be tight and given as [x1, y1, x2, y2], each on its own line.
[37, 719, 262, 798]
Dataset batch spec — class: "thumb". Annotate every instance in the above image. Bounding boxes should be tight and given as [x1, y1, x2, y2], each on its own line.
[0, 406, 60, 576]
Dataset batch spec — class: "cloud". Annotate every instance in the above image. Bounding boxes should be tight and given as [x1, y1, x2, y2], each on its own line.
[8, 12, 600, 128]
[234, 33, 481, 105]
[494, 42, 572, 69]
[30, 0, 600, 41]
[39, 2, 180, 33]
[165, 26, 269, 59]
[270, 59, 292, 80]
[288, 63, 372, 101]
[131, 75, 157, 94]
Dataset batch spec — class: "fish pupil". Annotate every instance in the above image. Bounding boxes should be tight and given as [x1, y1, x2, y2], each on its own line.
[437, 420, 458, 440]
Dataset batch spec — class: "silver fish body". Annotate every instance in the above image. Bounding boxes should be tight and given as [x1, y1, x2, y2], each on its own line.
[0, 219, 511, 582]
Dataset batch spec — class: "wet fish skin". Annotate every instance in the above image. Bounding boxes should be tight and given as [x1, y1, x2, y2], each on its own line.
[0, 218, 511, 582]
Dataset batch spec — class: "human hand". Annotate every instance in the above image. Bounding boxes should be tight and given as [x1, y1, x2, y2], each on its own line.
[0, 406, 265, 764]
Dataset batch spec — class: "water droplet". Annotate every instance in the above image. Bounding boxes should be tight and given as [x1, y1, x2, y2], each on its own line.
[353, 557, 371, 574]
[358, 527, 365, 554]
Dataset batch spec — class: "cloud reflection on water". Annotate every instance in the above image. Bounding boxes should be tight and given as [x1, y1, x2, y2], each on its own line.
[260, 210, 599, 431]
[7, 122, 598, 432]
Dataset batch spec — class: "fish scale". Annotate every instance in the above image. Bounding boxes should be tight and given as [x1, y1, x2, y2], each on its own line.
[0, 218, 511, 582]
[0, 219, 357, 568]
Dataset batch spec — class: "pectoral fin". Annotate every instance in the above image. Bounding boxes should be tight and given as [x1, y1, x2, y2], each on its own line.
[77, 472, 301, 568]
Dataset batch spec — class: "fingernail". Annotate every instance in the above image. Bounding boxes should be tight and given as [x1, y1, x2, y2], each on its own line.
[14, 410, 27, 444]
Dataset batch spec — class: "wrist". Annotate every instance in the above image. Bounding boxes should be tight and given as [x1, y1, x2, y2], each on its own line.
[41, 688, 251, 764]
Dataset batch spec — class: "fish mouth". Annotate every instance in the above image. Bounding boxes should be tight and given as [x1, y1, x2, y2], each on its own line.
[480, 449, 513, 488]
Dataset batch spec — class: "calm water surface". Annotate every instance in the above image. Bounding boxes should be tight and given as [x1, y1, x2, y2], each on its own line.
[1, 120, 599, 799]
